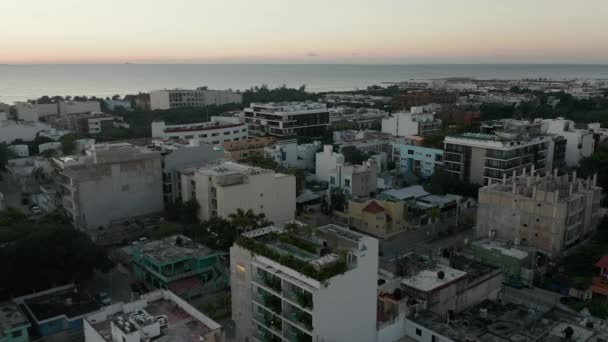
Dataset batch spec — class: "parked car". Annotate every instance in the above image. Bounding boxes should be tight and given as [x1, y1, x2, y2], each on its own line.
[96, 292, 112, 306]
[29, 205, 41, 215]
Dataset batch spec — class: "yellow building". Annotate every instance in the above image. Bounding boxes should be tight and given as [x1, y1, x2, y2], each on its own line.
[347, 198, 408, 238]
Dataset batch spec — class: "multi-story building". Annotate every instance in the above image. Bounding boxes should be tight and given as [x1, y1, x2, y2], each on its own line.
[180, 161, 295, 224]
[58, 101, 101, 116]
[315, 145, 345, 182]
[263, 139, 321, 170]
[392, 142, 443, 179]
[329, 107, 389, 130]
[230, 224, 379, 342]
[129, 235, 228, 299]
[222, 136, 277, 161]
[84, 289, 224, 342]
[0, 302, 30, 342]
[0, 120, 53, 144]
[149, 139, 224, 205]
[150, 88, 242, 110]
[392, 91, 457, 109]
[333, 130, 396, 156]
[52, 143, 164, 230]
[477, 171, 603, 258]
[443, 120, 559, 185]
[244, 102, 330, 138]
[151, 117, 247, 145]
[540, 117, 594, 167]
[87, 113, 129, 134]
[382, 109, 442, 138]
[328, 159, 377, 198]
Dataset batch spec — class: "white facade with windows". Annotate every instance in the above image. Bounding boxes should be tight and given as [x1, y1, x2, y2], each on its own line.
[180, 161, 296, 224]
[151, 117, 247, 146]
[382, 110, 441, 138]
[230, 224, 379, 342]
[150, 89, 242, 110]
[540, 118, 594, 167]
[244, 102, 330, 138]
[264, 140, 321, 170]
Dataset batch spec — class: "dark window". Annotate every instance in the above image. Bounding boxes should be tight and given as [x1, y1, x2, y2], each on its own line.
[416, 328, 422, 336]
[12, 330, 23, 338]
[432, 335, 437, 342]
[408, 150, 414, 155]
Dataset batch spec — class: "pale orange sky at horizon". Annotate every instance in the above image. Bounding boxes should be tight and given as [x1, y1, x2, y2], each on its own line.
[2, 0, 608, 64]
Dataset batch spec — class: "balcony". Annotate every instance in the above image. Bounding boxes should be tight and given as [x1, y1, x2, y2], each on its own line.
[284, 304, 313, 332]
[284, 287, 313, 310]
[254, 325, 282, 342]
[284, 325, 313, 342]
[253, 309, 282, 334]
[253, 287, 282, 315]
[253, 271, 282, 294]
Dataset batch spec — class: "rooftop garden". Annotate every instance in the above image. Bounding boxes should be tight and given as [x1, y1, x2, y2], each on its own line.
[236, 228, 348, 282]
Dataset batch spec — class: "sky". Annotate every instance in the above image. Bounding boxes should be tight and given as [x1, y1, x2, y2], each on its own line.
[2, 0, 608, 64]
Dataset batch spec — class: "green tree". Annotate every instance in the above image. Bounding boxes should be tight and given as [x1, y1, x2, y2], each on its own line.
[229, 208, 258, 232]
[60, 133, 78, 155]
[0, 143, 16, 170]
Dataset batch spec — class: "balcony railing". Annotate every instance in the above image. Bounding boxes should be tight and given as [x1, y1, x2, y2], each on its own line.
[253, 310, 282, 333]
[284, 288, 313, 310]
[253, 273, 282, 294]
[285, 305, 312, 332]
[284, 326, 313, 342]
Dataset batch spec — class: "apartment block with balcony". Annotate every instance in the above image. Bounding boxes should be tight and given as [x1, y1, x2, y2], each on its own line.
[443, 131, 555, 186]
[51, 143, 163, 230]
[151, 116, 247, 145]
[244, 102, 330, 138]
[180, 160, 295, 225]
[392, 142, 443, 179]
[477, 171, 603, 258]
[150, 88, 242, 110]
[230, 224, 379, 342]
[540, 117, 595, 167]
[129, 235, 228, 300]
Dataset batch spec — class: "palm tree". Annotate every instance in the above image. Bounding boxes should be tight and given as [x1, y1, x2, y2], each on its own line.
[229, 209, 257, 232]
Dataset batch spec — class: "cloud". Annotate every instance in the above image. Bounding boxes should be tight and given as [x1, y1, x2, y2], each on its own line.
[306, 52, 320, 57]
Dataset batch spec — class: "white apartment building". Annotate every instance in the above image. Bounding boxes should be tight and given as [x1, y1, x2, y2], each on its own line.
[52, 143, 164, 230]
[15, 101, 101, 121]
[477, 171, 603, 257]
[149, 139, 224, 204]
[180, 161, 296, 224]
[315, 145, 345, 182]
[151, 117, 247, 145]
[230, 224, 379, 342]
[328, 159, 378, 198]
[381, 110, 442, 138]
[264, 139, 321, 170]
[84, 289, 224, 342]
[540, 118, 594, 167]
[244, 102, 330, 138]
[150, 88, 242, 110]
[0, 120, 53, 144]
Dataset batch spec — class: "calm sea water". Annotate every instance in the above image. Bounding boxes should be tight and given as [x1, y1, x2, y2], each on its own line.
[1, 64, 608, 103]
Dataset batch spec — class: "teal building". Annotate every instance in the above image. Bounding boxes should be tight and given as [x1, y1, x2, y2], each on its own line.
[391, 142, 443, 179]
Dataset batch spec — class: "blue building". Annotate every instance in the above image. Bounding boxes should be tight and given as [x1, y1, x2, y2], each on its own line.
[392, 142, 443, 179]
[0, 302, 30, 342]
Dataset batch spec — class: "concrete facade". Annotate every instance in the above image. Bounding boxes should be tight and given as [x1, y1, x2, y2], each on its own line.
[150, 89, 242, 110]
[0, 120, 53, 144]
[230, 224, 379, 342]
[392, 142, 443, 179]
[151, 117, 247, 145]
[477, 171, 603, 257]
[315, 145, 344, 183]
[540, 118, 595, 167]
[382, 110, 442, 138]
[264, 139, 321, 170]
[328, 159, 377, 198]
[244, 102, 330, 138]
[53, 143, 164, 230]
[180, 161, 296, 225]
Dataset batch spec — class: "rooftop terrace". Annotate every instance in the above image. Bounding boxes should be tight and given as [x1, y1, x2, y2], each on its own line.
[86, 290, 221, 342]
[19, 285, 99, 322]
[0, 302, 29, 337]
[130, 235, 216, 265]
[410, 300, 607, 342]
[237, 224, 367, 281]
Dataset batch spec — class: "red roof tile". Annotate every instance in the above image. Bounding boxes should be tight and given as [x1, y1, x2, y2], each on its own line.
[363, 201, 385, 214]
[596, 255, 608, 269]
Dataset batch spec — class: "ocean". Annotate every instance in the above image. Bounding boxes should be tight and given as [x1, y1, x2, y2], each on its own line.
[1, 64, 608, 104]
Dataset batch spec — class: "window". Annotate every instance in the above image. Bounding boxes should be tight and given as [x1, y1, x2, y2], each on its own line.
[344, 179, 351, 187]
[121, 185, 130, 192]
[330, 176, 336, 185]
[212, 132, 219, 136]
[416, 328, 422, 336]
[12, 330, 23, 338]
[212, 141, 220, 144]
[200, 134, 208, 138]
[224, 131, 230, 135]
[233, 130, 240, 134]
[432, 335, 437, 342]
[408, 150, 414, 155]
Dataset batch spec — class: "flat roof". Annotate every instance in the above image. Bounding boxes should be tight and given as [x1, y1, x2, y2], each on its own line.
[401, 263, 466, 292]
[131, 235, 216, 264]
[0, 302, 29, 337]
[380, 186, 429, 201]
[23, 286, 99, 322]
[472, 239, 529, 260]
[89, 296, 219, 342]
